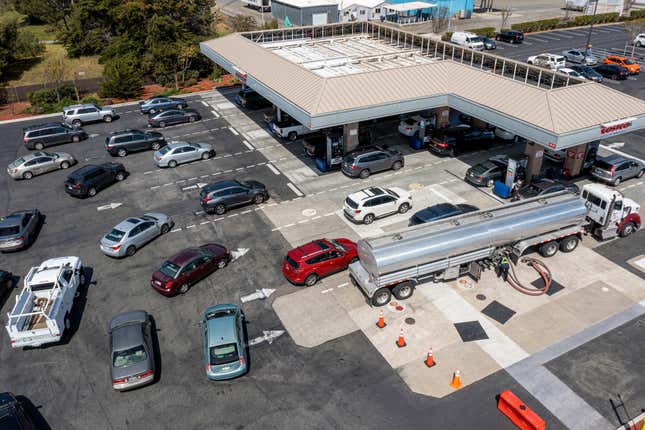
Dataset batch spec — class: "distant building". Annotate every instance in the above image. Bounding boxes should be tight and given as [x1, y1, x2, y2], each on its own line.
[339, 0, 388, 22]
[271, 0, 340, 25]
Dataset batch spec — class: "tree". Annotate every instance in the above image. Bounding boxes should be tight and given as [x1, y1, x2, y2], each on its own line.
[0, 11, 43, 80]
[100, 53, 142, 98]
[624, 18, 645, 41]
[42, 51, 68, 102]
[431, 6, 450, 33]
[230, 15, 257, 32]
[500, 6, 512, 29]
[622, 0, 637, 17]
[12, 0, 74, 28]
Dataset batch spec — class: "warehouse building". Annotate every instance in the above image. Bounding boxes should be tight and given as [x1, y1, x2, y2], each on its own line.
[271, 0, 340, 25]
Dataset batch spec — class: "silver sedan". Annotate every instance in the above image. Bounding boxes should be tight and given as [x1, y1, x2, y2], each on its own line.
[7, 151, 76, 180]
[100, 213, 173, 258]
[153, 141, 214, 168]
[561, 49, 598, 65]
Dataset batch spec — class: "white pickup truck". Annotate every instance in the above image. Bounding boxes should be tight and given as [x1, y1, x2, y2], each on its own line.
[269, 118, 317, 141]
[5, 256, 84, 348]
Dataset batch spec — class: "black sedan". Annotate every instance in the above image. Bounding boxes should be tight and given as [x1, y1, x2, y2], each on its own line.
[466, 156, 526, 187]
[495, 30, 523, 44]
[512, 179, 579, 201]
[200, 180, 269, 215]
[593, 64, 629, 80]
[148, 108, 201, 128]
[569, 65, 604, 83]
[0, 209, 42, 252]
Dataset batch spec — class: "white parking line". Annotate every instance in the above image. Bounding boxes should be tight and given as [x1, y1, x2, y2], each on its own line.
[143, 171, 153, 175]
[287, 182, 304, 196]
[201, 101, 208, 106]
[267, 163, 281, 175]
[243, 140, 254, 150]
[600, 145, 645, 163]
[228, 127, 239, 136]
[170, 228, 182, 233]
[321, 288, 334, 294]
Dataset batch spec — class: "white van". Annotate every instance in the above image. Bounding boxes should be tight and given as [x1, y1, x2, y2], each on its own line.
[450, 32, 484, 51]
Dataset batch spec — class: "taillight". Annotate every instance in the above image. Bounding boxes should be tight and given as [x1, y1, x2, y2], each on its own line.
[206, 364, 211, 372]
[17, 236, 24, 242]
[436, 142, 448, 148]
[475, 176, 483, 181]
[113, 377, 126, 384]
[138, 370, 154, 379]
[111, 245, 121, 250]
[106, 144, 113, 149]
[202, 195, 211, 203]
[165, 281, 173, 289]
[610, 165, 615, 176]
[351, 165, 358, 170]
[239, 355, 245, 366]
[354, 210, 361, 214]
[23, 137, 28, 143]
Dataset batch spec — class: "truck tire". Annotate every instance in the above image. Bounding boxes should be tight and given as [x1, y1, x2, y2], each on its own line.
[620, 222, 636, 237]
[392, 282, 414, 300]
[371, 288, 392, 307]
[539, 241, 558, 257]
[288, 131, 298, 141]
[559, 236, 579, 252]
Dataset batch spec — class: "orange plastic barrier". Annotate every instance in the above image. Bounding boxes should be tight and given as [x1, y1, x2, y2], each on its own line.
[497, 390, 546, 430]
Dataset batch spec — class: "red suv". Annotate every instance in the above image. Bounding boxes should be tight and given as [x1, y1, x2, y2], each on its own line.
[282, 238, 358, 286]
[151, 243, 230, 296]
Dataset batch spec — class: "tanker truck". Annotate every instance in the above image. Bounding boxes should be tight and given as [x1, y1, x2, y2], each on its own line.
[349, 185, 640, 307]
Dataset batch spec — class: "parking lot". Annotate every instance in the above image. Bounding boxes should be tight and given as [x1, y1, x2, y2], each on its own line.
[1, 86, 644, 429]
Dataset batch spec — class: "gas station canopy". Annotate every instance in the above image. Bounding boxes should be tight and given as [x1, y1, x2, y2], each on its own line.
[200, 22, 645, 150]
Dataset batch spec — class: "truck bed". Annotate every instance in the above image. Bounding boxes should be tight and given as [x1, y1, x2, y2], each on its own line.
[26, 297, 54, 330]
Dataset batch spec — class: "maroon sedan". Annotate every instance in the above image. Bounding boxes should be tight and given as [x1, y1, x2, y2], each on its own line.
[151, 244, 230, 296]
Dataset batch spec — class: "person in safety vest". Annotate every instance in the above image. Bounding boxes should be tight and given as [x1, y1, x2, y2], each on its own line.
[498, 256, 510, 281]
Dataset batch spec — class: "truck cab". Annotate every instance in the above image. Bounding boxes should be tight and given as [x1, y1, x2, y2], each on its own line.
[581, 183, 640, 239]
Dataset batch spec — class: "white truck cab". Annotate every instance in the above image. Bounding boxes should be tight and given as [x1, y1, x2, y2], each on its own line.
[581, 183, 641, 239]
[5, 256, 84, 348]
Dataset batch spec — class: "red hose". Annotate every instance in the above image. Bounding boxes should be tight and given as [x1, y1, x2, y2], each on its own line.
[505, 256, 552, 296]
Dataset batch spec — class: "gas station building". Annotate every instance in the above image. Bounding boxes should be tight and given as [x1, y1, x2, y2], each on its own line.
[200, 22, 645, 181]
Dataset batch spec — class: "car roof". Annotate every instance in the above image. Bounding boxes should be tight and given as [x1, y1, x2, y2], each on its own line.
[68, 164, 100, 177]
[599, 154, 629, 164]
[64, 103, 96, 109]
[112, 217, 145, 232]
[110, 129, 144, 135]
[289, 239, 332, 261]
[111, 321, 145, 351]
[203, 180, 243, 192]
[348, 187, 386, 201]
[23, 122, 63, 131]
[168, 248, 203, 265]
[206, 312, 238, 346]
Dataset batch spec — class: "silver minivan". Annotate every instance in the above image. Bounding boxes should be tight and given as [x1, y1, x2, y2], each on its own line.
[591, 155, 644, 186]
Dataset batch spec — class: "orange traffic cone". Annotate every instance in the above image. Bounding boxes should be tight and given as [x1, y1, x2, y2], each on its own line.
[424, 348, 436, 367]
[376, 311, 386, 329]
[396, 328, 406, 348]
[450, 370, 462, 389]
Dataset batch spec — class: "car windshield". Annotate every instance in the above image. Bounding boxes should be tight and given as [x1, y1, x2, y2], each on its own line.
[160, 260, 180, 278]
[210, 343, 239, 365]
[105, 228, 126, 242]
[158, 145, 171, 155]
[113, 345, 147, 368]
[343, 155, 355, 164]
[404, 118, 416, 125]
[386, 188, 400, 198]
[0, 226, 20, 236]
[594, 160, 614, 170]
[520, 184, 543, 198]
[9, 157, 25, 168]
[623, 59, 636, 65]
[285, 255, 299, 269]
[345, 197, 358, 209]
[472, 162, 496, 174]
[328, 239, 347, 252]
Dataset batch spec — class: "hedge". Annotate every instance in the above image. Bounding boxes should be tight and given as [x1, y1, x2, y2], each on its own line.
[468, 27, 496, 38]
[630, 9, 645, 19]
[441, 31, 453, 41]
[509, 12, 622, 34]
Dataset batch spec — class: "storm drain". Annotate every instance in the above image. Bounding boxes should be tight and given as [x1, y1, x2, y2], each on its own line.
[454, 321, 489, 342]
[481, 300, 516, 325]
[404, 317, 416, 325]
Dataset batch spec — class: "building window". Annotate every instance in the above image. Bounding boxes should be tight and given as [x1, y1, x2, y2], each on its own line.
[374, 7, 380, 13]
[360, 9, 365, 14]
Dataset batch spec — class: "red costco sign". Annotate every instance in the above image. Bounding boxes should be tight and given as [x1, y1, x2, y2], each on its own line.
[600, 118, 635, 136]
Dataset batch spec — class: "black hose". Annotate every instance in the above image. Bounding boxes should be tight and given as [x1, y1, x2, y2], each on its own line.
[505, 256, 552, 296]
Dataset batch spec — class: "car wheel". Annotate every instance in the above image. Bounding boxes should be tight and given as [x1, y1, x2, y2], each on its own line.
[168, 160, 178, 168]
[495, 36, 500, 41]
[638, 41, 642, 47]
[613, 177, 622, 186]
[201, 151, 211, 160]
[612, 74, 618, 80]
[392, 282, 414, 300]
[72, 135, 80, 143]
[620, 222, 636, 237]
[539, 241, 558, 258]
[79, 270, 86, 286]
[304, 273, 319, 287]
[115, 172, 125, 181]
[371, 287, 392, 307]
[392, 161, 403, 171]
[179, 283, 190, 294]
[117, 148, 128, 157]
[487, 179, 495, 187]
[288, 131, 298, 141]
[150, 108, 156, 114]
[88, 187, 97, 197]
[160, 224, 170, 234]
[151, 142, 161, 150]
[215, 204, 226, 215]
[34, 142, 44, 150]
[60, 161, 70, 169]
[103, 115, 113, 123]
[72, 119, 82, 127]
[559, 236, 579, 252]
[363, 213, 375, 224]
[359, 169, 370, 179]
[398, 202, 410, 214]
[254, 194, 265, 204]
[177, 104, 184, 109]
[126, 245, 137, 257]
[189, 116, 196, 123]
[64, 312, 71, 330]
[22, 171, 33, 180]
[637, 169, 644, 178]
[159, 121, 166, 128]
[217, 259, 227, 269]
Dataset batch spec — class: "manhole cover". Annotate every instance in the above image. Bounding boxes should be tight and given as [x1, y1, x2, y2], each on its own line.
[302, 209, 317, 217]
[405, 317, 416, 325]
[476, 294, 487, 301]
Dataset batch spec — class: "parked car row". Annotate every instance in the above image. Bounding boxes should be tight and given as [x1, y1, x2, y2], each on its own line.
[526, 51, 639, 81]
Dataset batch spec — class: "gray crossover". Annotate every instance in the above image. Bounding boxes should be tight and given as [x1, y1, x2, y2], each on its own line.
[100, 213, 173, 257]
[7, 151, 76, 180]
[109, 310, 156, 391]
[341, 146, 404, 178]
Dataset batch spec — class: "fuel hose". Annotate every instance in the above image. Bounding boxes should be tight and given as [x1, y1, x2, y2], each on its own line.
[506, 256, 552, 296]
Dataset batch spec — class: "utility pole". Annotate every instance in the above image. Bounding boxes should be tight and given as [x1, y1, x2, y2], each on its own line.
[584, 0, 599, 58]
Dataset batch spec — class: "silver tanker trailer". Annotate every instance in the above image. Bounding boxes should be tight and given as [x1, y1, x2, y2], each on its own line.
[349, 190, 591, 306]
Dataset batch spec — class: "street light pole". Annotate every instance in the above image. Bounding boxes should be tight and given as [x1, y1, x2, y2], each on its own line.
[584, 0, 599, 58]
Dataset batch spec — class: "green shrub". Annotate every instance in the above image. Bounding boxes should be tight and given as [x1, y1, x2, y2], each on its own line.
[468, 27, 496, 38]
[80, 95, 103, 105]
[442, 31, 453, 42]
[572, 12, 619, 27]
[630, 9, 645, 19]
[28, 85, 76, 107]
[511, 18, 561, 33]
[153, 87, 180, 97]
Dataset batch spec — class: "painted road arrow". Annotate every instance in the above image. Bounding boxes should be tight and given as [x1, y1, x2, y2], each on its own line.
[182, 182, 208, 191]
[605, 142, 625, 149]
[248, 330, 285, 346]
[240, 288, 276, 303]
[230, 248, 250, 262]
[97, 203, 122, 211]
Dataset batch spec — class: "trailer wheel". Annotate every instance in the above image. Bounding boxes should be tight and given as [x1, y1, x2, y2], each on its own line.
[371, 288, 392, 307]
[559, 236, 579, 252]
[64, 312, 71, 330]
[392, 282, 414, 300]
[539, 241, 558, 257]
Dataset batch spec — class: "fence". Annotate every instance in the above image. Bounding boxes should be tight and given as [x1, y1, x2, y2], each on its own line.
[1, 77, 104, 104]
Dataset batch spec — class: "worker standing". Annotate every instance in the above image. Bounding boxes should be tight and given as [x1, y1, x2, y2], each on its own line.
[498, 256, 510, 281]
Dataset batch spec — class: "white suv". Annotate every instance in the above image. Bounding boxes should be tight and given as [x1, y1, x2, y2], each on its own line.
[398, 115, 435, 137]
[634, 33, 645, 47]
[527, 53, 566, 70]
[343, 186, 412, 224]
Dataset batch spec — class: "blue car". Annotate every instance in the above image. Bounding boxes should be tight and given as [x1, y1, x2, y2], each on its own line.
[139, 96, 188, 114]
[201, 304, 248, 381]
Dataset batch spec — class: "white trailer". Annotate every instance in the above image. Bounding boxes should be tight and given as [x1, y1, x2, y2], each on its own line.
[5, 256, 84, 348]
